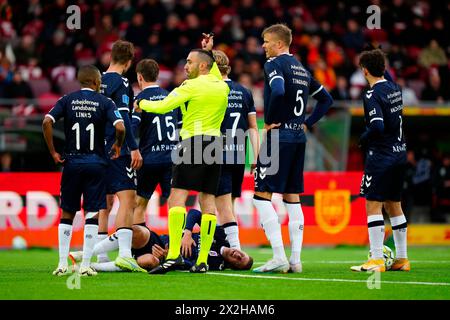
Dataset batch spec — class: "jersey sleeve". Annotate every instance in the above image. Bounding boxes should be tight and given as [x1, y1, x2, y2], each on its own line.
[264, 61, 285, 124]
[244, 88, 256, 115]
[139, 81, 193, 114]
[105, 98, 124, 127]
[309, 76, 325, 98]
[365, 91, 384, 126]
[45, 96, 66, 123]
[114, 82, 131, 112]
[264, 60, 284, 89]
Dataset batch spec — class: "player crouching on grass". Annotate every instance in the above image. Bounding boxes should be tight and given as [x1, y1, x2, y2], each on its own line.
[351, 48, 410, 272]
[69, 209, 253, 272]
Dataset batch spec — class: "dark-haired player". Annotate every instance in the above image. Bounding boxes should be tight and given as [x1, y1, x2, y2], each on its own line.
[43, 65, 125, 276]
[71, 209, 253, 272]
[97, 40, 144, 272]
[131, 59, 181, 227]
[253, 24, 333, 273]
[351, 48, 410, 272]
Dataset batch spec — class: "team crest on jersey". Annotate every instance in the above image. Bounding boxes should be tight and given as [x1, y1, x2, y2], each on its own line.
[122, 94, 129, 104]
[315, 180, 351, 234]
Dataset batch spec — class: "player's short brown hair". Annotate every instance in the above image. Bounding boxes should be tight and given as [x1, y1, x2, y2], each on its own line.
[111, 40, 135, 65]
[136, 59, 159, 82]
[359, 49, 386, 77]
[262, 24, 292, 46]
[212, 50, 231, 75]
[77, 65, 101, 87]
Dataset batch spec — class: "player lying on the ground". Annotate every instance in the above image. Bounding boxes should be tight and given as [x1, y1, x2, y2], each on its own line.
[69, 209, 253, 272]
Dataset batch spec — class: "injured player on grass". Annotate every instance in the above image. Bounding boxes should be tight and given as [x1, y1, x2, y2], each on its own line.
[69, 214, 253, 272]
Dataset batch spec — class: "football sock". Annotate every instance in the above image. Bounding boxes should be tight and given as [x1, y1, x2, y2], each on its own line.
[197, 214, 217, 265]
[253, 197, 287, 261]
[96, 233, 109, 262]
[94, 232, 118, 256]
[223, 222, 241, 250]
[390, 215, 408, 259]
[91, 261, 121, 272]
[58, 219, 73, 267]
[81, 219, 99, 268]
[166, 206, 186, 260]
[116, 227, 133, 258]
[284, 201, 304, 265]
[367, 214, 385, 259]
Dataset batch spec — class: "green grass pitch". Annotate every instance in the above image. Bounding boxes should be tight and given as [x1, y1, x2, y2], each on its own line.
[0, 246, 449, 300]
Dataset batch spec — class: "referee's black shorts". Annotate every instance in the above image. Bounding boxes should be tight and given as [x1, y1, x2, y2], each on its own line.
[171, 135, 223, 195]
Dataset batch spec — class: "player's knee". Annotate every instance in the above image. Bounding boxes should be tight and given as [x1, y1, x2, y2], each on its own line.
[137, 254, 159, 270]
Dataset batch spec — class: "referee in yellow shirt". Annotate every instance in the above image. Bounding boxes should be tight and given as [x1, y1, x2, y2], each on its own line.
[134, 33, 229, 274]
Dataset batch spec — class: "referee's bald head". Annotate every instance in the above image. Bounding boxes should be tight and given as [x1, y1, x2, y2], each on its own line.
[185, 49, 215, 79]
[190, 49, 214, 70]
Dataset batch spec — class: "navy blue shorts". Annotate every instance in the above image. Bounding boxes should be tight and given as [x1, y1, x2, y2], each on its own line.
[105, 155, 136, 195]
[216, 164, 246, 197]
[254, 138, 305, 194]
[360, 150, 407, 202]
[60, 161, 107, 213]
[137, 163, 172, 199]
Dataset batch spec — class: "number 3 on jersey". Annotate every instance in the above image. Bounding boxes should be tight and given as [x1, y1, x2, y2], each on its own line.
[294, 89, 304, 116]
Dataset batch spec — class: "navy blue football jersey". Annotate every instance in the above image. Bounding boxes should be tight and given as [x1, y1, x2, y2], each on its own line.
[46, 88, 123, 164]
[363, 79, 406, 153]
[100, 72, 136, 156]
[131, 85, 181, 164]
[221, 79, 256, 164]
[263, 53, 324, 142]
[187, 227, 229, 271]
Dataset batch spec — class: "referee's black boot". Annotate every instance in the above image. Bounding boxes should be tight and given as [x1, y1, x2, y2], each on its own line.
[148, 256, 184, 275]
[189, 262, 209, 273]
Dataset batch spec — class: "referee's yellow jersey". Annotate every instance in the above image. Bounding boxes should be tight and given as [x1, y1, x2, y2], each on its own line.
[139, 63, 229, 140]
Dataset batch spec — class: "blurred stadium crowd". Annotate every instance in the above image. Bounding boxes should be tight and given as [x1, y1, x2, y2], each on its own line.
[0, 0, 449, 221]
[0, 0, 449, 116]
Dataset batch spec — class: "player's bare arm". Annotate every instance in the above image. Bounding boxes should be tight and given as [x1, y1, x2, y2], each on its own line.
[42, 117, 65, 164]
[110, 121, 125, 160]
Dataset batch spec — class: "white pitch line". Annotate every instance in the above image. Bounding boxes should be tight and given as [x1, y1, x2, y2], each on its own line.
[207, 272, 450, 287]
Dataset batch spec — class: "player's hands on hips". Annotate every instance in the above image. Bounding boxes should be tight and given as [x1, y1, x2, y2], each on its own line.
[263, 123, 281, 131]
[51, 151, 65, 164]
[130, 149, 143, 170]
[109, 143, 121, 160]
[201, 32, 214, 51]
[181, 230, 196, 258]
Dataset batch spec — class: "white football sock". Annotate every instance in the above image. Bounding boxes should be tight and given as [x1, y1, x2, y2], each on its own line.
[117, 228, 133, 258]
[81, 223, 99, 268]
[58, 222, 73, 267]
[253, 198, 287, 261]
[91, 261, 121, 272]
[223, 223, 241, 250]
[284, 201, 304, 265]
[94, 232, 119, 256]
[368, 214, 385, 259]
[390, 215, 408, 259]
[96, 233, 109, 262]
